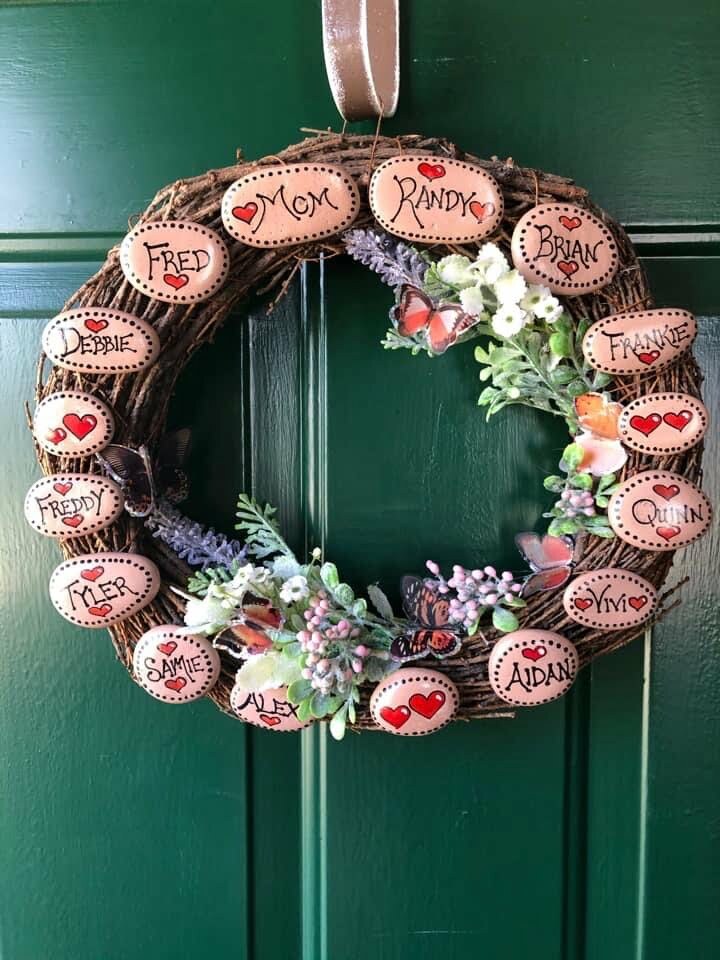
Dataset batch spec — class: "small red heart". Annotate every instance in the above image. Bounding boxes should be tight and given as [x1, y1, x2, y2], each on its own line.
[157, 641, 177, 656]
[559, 215, 582, 231]
[638, 351, 660, 365]
[653, 483, 680, 501]
[522, 646, 547, 661]
[61, 514, 83, 528]
[81, 566, 104, 581]
[259, 714, 282, 727]
[232, 202, 258, 223]
[380, 705, 411, 729]
[469, 200, 495, 223]
[47, 427, 67, 445]
[163, 273, 189, 290]
[408, 690, 446, 720]
[629, 413, 662, 436]
[53, 481, 73, 495]
[628, 596, 648, 611]
[88, 604, 112, 618]
[558, 260, 579, 277]
[574, 598, 593, 611]
[164, 677, 187, 692]
[62, 412, 97, 440]
[657, 525, 681, 541]
[663, 410, 693, 432]
[417, 161, 445, 181]
[84, 317, 108, 333]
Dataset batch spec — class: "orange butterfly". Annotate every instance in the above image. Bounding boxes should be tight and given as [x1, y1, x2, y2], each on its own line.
[573, 392, 628, 476]
[394, 285, 478, 354]
[390, 575, 463, 662]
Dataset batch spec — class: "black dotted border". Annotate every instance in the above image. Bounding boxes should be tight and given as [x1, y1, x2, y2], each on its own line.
[618, 392, 708, 454]
[42, 308, 160, 374]
[229, 684, 314, 732]
[562, 568, 658, 630]
[368, 154, 504, 244]
[488, 632, 578, 707]
[511, 203, 618, 295]
[370, 669, 459, 736]
[24, 473, 124, 540]
[49, 553, 160, 628]
[34, 390, 115, 458]
[582, 309, 697, 375]
[133, 627, 220, 704]
[221, 164, 361, 248]
[120, 220, 230, 304]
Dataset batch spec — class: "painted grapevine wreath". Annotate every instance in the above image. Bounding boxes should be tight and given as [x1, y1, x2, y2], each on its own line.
[27, 133, 711, 738]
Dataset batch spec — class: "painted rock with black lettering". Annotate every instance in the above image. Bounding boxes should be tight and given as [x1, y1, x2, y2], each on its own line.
[33, 390, 114, 457]
[42, 307, 159, 374]
[370, 668, 459, 736]
[133, 626, 220, 703]
[369, 155, 503, 244]
[608, 470, 712, 551]
[120, 219, 229, 303]
[49, 552, 160, 628]
[582, 309, 697, 375]
[24, 473, 123, 539]
[563, 568, 658, 630]
[618, 393, 708, 454]
[488, 630, 578, 707]
[222, 163, 360, 248]
[230, 684, 313, 731]
[511, 203, 619, 294]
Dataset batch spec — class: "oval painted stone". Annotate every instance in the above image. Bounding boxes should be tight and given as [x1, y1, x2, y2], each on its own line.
[24, 473, 123, 539]
[120, 219, 229, 303]
[618, 392, 708, 454]
[133, 625, 220, 703]
[608, 470, 712, 551]
[370, 668, 459, 736]
[230, 683, 313, 732]
[511, 203, 619, 295]
[369, 155, 503, 244]
[221, 163, 360, 248]
[42, 307, 160, 374]
[488, 630, 578, 707]
[582, 309, 697, 375]
[33, 390, 114, 457]
[563, 568, 658, 630]
[49, 552, 160, 628]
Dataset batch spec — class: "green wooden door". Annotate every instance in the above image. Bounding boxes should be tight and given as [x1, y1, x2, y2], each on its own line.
[1, 3, 718, 958]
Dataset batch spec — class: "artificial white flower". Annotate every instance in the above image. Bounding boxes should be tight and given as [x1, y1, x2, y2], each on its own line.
[224, 563, 271, 598]
[280, 575, 310, 604]
[183, 594, 232, 634]
[473, 243, 510, 284]
[494, 269, 528, 306]
[520, 284, 552, 314]
[270, 554, 302, 580]
[459, 285, 487, 317]
[535, 297, 564, 323]
[435, 254, 476, 288]
[491, 304, 527, 338]
[521, 284, 563, 323]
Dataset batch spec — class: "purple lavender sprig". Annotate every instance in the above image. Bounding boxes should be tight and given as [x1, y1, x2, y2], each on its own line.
[145, 500, 246, 569]
[343, 228, 428, 290]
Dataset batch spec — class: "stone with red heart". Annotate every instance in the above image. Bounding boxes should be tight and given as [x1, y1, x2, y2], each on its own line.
[573, 598, 593, 611]
[618, 393, 707, 454]
[469, 200, 494, 223]
[370, 668, 458, 736]
[232, 202, 258, 223]
[583, 310, 697, 376]
[608, 470, 712, 551]
[42, 308, 160, 374]
[564, 568, 658, 630]
[521, 645, 547, 661]
[663, 410, 692, 431]
[558, 260, 579, 277]
[50, 552, 160, 628]
[61, 514, 83, 529]
[489, 630, 578, 707]
[638, 351, 660, 365]
[417, 161, 446, 180]
[33, 390, 114, 456]
[88, 604, 113, 618]
[84, 317, 108, 333]
[559, 215, 582, 231]
[133, 625, 220, 703]
[24, 473, 123, 540]
[230, 684, 313, 731]
[163, 272, 189, 290]
[63, 412, 97, 440]
[53, 481, 73, 495]
[629, 413, 662, 436]
[653, 483, 679, 500]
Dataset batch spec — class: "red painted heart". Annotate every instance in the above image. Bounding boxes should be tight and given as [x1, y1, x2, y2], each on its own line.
[157, 641, 178, 656]
[559, 215, 582, 231]
[47, 427, 67, 445]
[653, 483, 680, 501]
[557, 260, 579, 277]
[663, 410, 693, 432]
[380, 704, 411, 729]
[61, 514, 83, 528]
[88, 604, 112, 618]
[163, 273, 189, 290]
[408, 690, 446, 720]
[638, 351, 660, 365]
[81, 566, 104, 581]
[628, 596, 648, 611]
[629, 413, 662, 436]
[259, 714, 282, 727]
[84, 317, 108, 333]
[53, 481, 73, 495]
[656, 525, 681, 541]
[417, 161, 445, 181]
[164, 677, 187, 692]
[522, 646, 547, 661]
[469, 200, 495, 223]
[62, 412, 97, 440]
[232, 202, 258, 223]
[574, 598, 593, 611]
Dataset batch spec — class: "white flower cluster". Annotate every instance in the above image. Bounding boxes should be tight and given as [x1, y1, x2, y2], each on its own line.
[434, 244, 563, 338]
[183, 562, 275, 634]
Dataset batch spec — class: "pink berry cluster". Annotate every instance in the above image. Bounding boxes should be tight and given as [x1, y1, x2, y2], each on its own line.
[425, 561, 524, 631]
[556, 488, 596, 519]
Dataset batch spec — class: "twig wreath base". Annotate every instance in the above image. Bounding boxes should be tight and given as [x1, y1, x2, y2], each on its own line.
[32, 133, 703, 728]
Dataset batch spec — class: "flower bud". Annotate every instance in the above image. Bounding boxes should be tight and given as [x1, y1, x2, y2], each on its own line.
[426, 560, 440, 575]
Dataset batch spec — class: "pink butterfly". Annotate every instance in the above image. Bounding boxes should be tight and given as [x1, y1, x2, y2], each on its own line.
[515, 532, 580, 598]
[394, 285, 479, 354]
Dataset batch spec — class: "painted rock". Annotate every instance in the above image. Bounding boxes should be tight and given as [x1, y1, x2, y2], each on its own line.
[120, 219, 229, 303]
[370, 667, 459, 736]
[489, 630, 578, 707]
[563, 568, 658, 630]
[608, 470, 712, 551]
[49, 552, 160, 628]
[33, 390, 114, 457]
[230, 683, 313, 731]
[618, 392, 708, 454]
[222, 163, 360, 248]
[24, 473, 123, 539]
[133, 625, 220, 703]
[369, 155, 503, 244]
[41, 307, 160, 374]
[511, 203, 619, 295]
[582, 309, 697, 375]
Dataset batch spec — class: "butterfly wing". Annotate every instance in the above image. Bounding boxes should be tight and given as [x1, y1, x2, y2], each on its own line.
[400, 575, 451, 627]
[156, 428, 191, 504]
[427, 630, 462, 659]
[521, 566, 573, 598]
[390, 631, 430, 662]
[394, 286, 433, 336]
[515, 532, 575, 572]
[574, 392, 622, 440]
[96, 444, 155, 516]
[426, 304, 469, 354]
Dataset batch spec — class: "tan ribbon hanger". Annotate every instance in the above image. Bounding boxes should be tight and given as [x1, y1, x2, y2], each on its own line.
[321, 0, 400, 121]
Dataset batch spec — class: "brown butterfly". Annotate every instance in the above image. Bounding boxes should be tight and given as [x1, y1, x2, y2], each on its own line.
[394, 285, 478, 354]
[390, 575, 463, 662]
